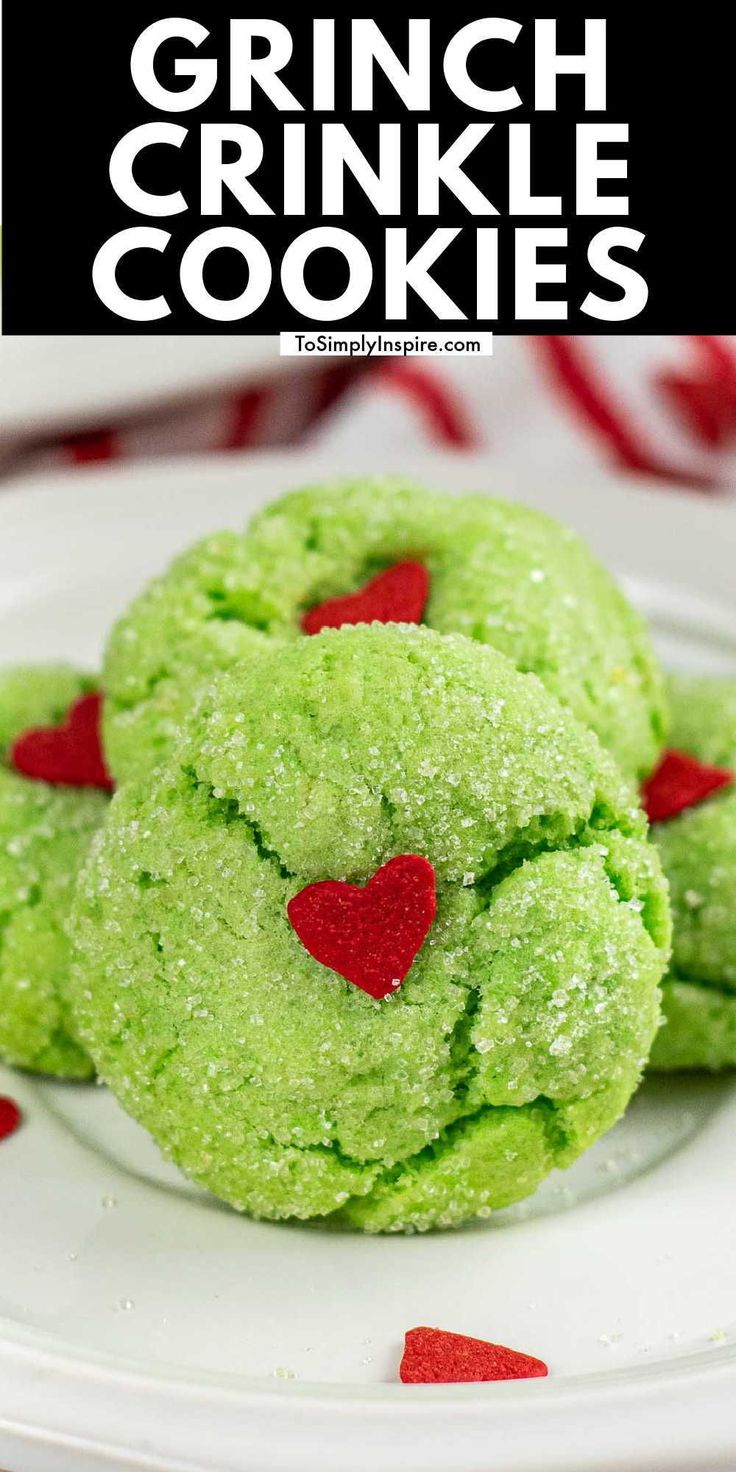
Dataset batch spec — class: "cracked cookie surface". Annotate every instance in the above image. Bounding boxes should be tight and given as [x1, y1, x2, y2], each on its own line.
[0, 665, 107, 1077]
[650, 675, 736, 1072]
[73, 626, 669, 1229]
[103, 478, 667, 784]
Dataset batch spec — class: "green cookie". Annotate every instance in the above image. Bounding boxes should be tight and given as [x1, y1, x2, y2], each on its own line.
[650, 675, 736, 1072]
[0, 665, 108, 1078]
[71, 626, 669, 1230]
[103, 478, 666, 784]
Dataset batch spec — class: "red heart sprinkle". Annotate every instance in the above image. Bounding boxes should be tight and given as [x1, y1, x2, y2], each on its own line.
[10, 692, 114, 791]
[0, 1097, 22, 1143]
[642, 748, 733, 823]
[287, 854, 436, 1000]
[301, 561, 429, 635]
[399, 1327, 548, 1384]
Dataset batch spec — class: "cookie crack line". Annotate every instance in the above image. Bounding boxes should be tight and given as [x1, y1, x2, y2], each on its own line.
[0, 907, 11, 962]
[124, 854, 581, 1189]
[191, 770, 660, 1070]
[330, 1093, 576, 1219]
[197, 772, 638, 905]
[173, 1092, 576, 1214]
[667, 969, 736, 1001]
[198, 781, 295, 881]
[129, 823, 647, 1189]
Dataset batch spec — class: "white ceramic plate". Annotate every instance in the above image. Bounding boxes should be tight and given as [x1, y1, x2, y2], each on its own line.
[0, 451, 735, 1472]
[0, 338, 297, 440]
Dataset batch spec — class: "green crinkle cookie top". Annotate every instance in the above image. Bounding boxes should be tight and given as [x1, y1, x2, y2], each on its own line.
[193, 624, 648, 885]
[103, 478, 667, 783]
[0, 664, 107, 1078]
[72, 626, 668, 1230]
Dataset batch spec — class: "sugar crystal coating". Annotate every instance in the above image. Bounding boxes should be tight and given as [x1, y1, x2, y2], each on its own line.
[72, 626, 669, 1229]
[103, 478, 667, 783]
[0, 665, 108, 1077]
[650, 675, 736, 1071]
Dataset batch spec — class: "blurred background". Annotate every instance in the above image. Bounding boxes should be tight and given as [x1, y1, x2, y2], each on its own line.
[1, 335, 735, 493]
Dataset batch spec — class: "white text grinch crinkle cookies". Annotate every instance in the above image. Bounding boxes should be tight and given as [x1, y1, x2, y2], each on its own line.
[103, 479, 667, 783]
[645, 675, 736, 1071]
[0, 665, 111, 1077]
[71, 626, 669, 1230]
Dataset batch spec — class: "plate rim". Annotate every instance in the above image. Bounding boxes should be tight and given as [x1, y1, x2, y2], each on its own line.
[2, 1329, 736, 1472]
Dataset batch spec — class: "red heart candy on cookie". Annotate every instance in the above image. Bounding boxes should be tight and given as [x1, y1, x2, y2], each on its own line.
[399, 1327, 549, 1384]
[11, 692, 114, 791]
[643, 748, 733, 823]
[0, 1097, 22, 1143]
[301, 560, 429, 635]
[287, 854, 437, 1000]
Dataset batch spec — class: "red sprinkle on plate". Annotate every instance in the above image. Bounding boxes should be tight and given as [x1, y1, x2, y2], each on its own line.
[10, 692, 114, 791]
[287, 854, 436, 1000]
[400, 1327, 549, 1384]
[642, 748, 733, 823]
[0, 1097, 22, 1143]
[301, 560, 429, 635]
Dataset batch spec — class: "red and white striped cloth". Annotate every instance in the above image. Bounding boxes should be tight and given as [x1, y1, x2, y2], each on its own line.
[6, 336, 736, 493]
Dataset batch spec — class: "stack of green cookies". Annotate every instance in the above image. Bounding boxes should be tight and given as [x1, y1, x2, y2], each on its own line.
[1, 478, 732, 1232]
[102, 478, 666, 784]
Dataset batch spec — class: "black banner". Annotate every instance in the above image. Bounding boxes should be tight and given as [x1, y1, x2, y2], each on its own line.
[2, 11, 734, 334]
